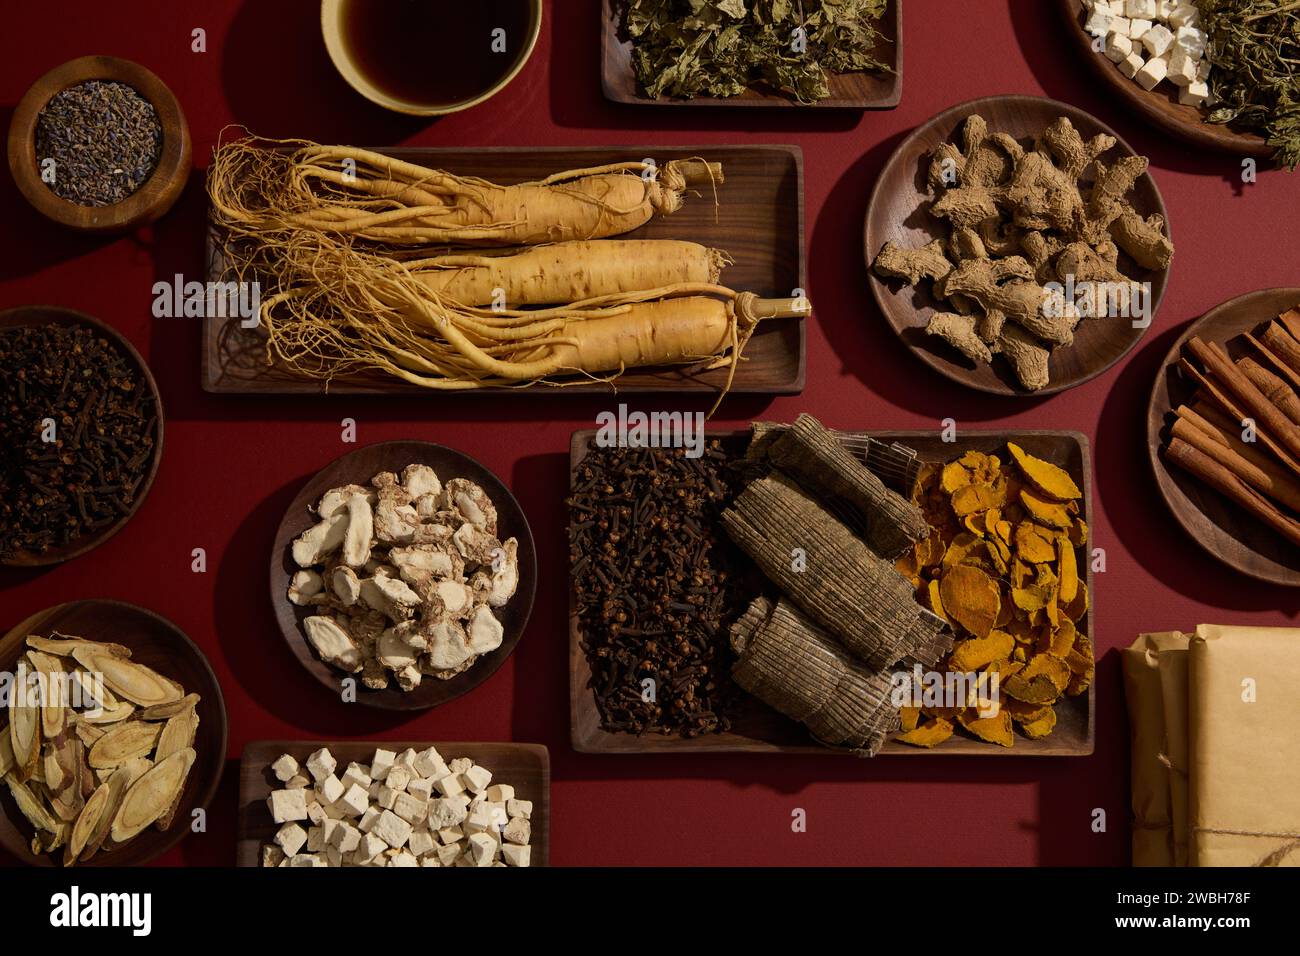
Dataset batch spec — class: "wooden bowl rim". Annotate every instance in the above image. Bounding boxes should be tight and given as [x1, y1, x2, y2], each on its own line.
[0, 305, 164, 567]
[319, 0, 543, 116]
[1057, 0, 1273, 159]
[1146, 286, 1300, 586]
[864, 92, 1170, 397]
[6, 55, 191, 232]
[0, 598, 229, 867]
[270, 439, 537, 711]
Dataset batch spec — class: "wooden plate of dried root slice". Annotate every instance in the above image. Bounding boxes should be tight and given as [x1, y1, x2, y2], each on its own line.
[866, 94, 1172, 396]
[0, 600, 227, 866]
[271, 441, 537, 712]
[1148, 288, 1300, 585]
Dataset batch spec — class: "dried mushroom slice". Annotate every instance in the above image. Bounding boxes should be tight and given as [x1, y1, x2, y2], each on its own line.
[88, 721, 163, 769]
[111, 748, 195, 843]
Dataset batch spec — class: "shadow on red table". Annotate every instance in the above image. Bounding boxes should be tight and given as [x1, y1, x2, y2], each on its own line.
[221, 0, 430, 144]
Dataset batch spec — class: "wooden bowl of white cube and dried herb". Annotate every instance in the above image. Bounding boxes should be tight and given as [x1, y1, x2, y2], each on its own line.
[7, 55, 192, 233]
[0, 600, 227, 867]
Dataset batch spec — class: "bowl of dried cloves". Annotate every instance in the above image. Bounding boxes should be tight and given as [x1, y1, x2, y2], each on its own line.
[6, 55, 191, 233]
[0, 306, 164, 568]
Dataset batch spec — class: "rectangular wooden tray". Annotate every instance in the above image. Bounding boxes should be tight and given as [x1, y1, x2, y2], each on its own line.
[203, 145, 805, 395]
[236, 741, 550, 866]
[601, 0, 902, 108]
[569, 428, 1095, 756]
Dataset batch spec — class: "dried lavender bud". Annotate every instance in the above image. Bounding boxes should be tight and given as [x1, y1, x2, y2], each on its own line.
[569, 440, 748, 737]
[0, 324, 158, 561]
[35, 80, 162, 206]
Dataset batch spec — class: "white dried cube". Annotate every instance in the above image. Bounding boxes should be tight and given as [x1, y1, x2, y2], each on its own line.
[329, 822, 362, 853]
[436, 842, 462, 866]
[434, 773, 465, 798]
[1118, 51, 1146, 78]
[305, 747, 336, 782]
[373, 809, 412, 848]
[1128, 17, 1152, 38]
[466, 832, 497, 866]
[271, 754, 299, 783]
[1125, 0, 1156, 16]
[358, 805, 382, 833]
[407, 777, 435, 802]
[338, 783, 370, 818]
[306, 825, 326, 852]
[1168, 47, 1197, 86]
[429, 798, 467, 829]
[502, 844, 531, 868]
[507, 798, 533, 819]
[1135, 55, 1168, 90]
[1168, 3, 1199, 28]
[503, 816, 531, 846]
[393, 792, 428, 825]
[464, 807, 493, 835]
[1085, 9, 1113, 36]
[396, 748, 420, 772]
[413, 747, 447, 779]
[1179, 80, 1209, 106]
[1106, 31, 1133, 62]
[408, 828, 437, 858]
[448, 757, 473, 775]
[438, 826, 464, 845]
[1175, 25, 1206, 58]
[485, 784, 514, 803]
[267, 788, 309, 824]
[353, 832, 385, 865]
[389, 850, 419, 868]
[1142, 23, 1174, 57]
[461, 764, 492, 793]
[306, 800, 327, 825]
[341, 762, 372, 791]
[385, 766, 411, 793]
[275, 822, 307, 856]
[285, 774, 310, 790]
[317, 774, 345, 804]
[370, 748, 396, 781]
[287, 853, 326, 868]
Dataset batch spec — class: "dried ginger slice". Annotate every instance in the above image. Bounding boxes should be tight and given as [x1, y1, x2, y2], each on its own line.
[939, 564, 1001, 639]
[896, 717, 955, 748]
[1007, 443, 1081, 499]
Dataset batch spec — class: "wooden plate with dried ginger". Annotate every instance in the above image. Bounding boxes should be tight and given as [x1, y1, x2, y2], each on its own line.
[0, 600, 227, 866]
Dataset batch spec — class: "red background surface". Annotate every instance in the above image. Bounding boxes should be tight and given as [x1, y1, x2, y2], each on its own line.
[1, 0, 1296, 867]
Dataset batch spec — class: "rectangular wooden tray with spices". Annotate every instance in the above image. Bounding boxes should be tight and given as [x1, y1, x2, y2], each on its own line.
[203, 145, 805, 396]
[236, 741, 550, 866]
[568, 428, 1095, 756]
[600, 0, 902, 109]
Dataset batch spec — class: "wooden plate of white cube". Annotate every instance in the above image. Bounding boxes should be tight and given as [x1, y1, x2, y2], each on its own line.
[1060, 0, 1271, 157]
[237, 741, 548, 867]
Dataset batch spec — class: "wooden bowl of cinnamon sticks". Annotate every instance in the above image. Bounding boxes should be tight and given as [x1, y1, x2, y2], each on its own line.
[1148, 288, 1300, 586]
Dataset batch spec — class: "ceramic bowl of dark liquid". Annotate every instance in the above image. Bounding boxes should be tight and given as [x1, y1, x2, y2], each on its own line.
[322, 0, 542, 116]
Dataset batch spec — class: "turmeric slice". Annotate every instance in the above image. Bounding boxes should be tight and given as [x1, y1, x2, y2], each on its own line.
[1058, 537, 1079, 604]
[949, 630, 1015, 671]
[896, 717, 955, 748]
[1014, 522, 1057, 564]
[1021, 489, 1072, 528]
[939, 564, 1001, 639]
[1020, 707, 1057, 739]
[958, 708, 1014, 747]
[1007, 443, 1081, 499]
[1003, 654, 1070, 703]
[899, 706, 921, 733]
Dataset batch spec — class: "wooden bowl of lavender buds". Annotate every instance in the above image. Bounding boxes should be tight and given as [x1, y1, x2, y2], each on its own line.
[0, 307, 164, 567]
[7, 56, 191, 233]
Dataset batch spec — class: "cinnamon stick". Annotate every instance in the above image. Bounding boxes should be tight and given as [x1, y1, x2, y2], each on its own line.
[1244, 332, 1300, 393]
[1180, 357, 1300, 478]
[1186, 402, 1300, 482]
[1185, 336, 1300, 462]
[1163, 438, 1300, 547]
[1277, 306, 1300, 343]
[1237, 356, 1300, 425]
[1171, 416, 1300, 513]
[1260, 322, 1300, 378]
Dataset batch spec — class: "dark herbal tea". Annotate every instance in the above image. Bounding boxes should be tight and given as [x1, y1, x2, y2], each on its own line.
[341, 0, 534, 107]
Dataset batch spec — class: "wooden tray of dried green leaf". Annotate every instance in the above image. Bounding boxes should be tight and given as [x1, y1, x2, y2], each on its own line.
[568, 424, 1094, 756]
[602, 0, 901, 108]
